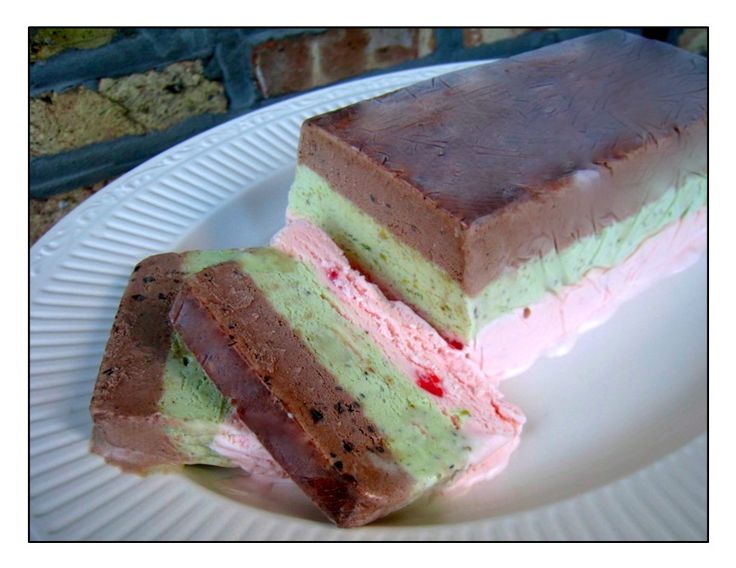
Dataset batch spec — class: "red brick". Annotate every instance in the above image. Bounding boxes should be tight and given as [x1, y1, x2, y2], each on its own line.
[253, 28, 435, 98]
[317, 29, 370, 88]
[252, 35, 314, 97]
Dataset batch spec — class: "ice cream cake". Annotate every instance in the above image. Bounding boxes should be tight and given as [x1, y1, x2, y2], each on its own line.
[88, 28, 706, 528]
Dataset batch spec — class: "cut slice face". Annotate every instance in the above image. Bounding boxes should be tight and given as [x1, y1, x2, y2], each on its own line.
[272, 219, 524, 490]
[170, 242, 523, 527]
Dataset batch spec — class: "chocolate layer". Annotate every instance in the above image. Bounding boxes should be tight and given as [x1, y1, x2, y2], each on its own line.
[170, 262, 415, 527]
[90, 253, 188, 471]
[298, 30, 707, 295]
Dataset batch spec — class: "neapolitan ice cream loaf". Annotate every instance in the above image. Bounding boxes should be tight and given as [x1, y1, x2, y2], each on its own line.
[88, 29, 706, 529]
[288, 30, 707, 378]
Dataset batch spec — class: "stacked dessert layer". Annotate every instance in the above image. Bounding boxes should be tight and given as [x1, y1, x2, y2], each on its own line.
[91, 224, 523, 527]
[272, 220, 524, 492]
[90, 250, 284, 476]
[288, 30, 707, 371]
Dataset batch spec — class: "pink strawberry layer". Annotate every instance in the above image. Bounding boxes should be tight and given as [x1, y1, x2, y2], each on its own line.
[207, 217, 524, 492]
[273, 219, 525, 493]
[210, 416, 287, 481]
[472, 207, 707, 380]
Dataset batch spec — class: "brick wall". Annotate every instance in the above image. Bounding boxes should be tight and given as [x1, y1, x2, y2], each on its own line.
[29, 27, 707, 198]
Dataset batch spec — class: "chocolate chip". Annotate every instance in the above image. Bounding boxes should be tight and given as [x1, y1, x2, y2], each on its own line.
[334, 402, 345, 414]
[330, 452, 337, 458]
[131, 294, 146, 302]
[369, 194, 377, 203]
[523, 307, 532, 319]
[333, 460, 343, 471]
[182, 357, 189, 367]
[158, 292, 167, 300]
[341, 473, 357, 483]
[133, 264, 141, 272]
[102, 368, 114, 376]
[310, 408, 324, 423]
[142, 276, 156, 283]
[342, 441, 354, 453]
[263, 375, 272, 386]
[375, 445, 385, 453]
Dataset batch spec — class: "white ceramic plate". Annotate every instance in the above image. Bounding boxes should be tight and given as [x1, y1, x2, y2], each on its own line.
[29, 61, 707, 541]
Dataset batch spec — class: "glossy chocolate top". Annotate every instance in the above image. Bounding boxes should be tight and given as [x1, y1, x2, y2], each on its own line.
[307, 30, 707, 225]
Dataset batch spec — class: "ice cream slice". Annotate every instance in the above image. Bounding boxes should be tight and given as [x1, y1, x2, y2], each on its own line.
[91, 236, 523, 526]
[170, 244, 523, 527]
[89, 250, 285, 478]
